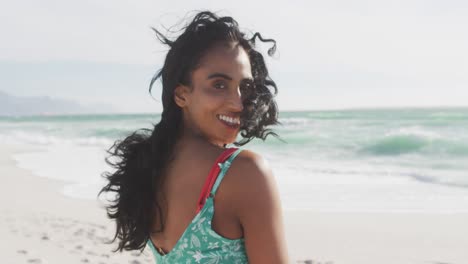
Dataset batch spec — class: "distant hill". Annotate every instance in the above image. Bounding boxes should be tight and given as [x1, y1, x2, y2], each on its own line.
[0, 90, 115, 116]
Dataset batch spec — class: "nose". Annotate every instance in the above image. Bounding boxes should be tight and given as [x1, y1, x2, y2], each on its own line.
[228, 86, 244, 112]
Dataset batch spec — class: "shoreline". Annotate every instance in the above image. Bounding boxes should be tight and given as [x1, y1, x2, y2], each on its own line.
[0, 144, 154, 264]
[1, 143, 468, 263]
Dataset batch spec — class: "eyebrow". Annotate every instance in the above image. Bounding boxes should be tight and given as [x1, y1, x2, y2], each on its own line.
[207, 73, 232, 80]
[207, 72, 254, 82]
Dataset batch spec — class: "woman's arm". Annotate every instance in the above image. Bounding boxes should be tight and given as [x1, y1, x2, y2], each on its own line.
[233, 150, 290, 263]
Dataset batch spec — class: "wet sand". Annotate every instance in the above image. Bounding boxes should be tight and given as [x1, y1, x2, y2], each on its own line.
[1, 143, 467, 264]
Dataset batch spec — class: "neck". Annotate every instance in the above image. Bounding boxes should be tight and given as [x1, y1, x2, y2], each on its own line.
[175, 132, 226, 154]
[176, 121, 229, 151]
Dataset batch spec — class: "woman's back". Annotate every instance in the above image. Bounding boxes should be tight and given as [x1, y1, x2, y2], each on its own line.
[148, 145, 248, 263]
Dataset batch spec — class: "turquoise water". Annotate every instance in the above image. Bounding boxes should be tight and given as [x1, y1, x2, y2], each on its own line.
[2, 107, 468, 212]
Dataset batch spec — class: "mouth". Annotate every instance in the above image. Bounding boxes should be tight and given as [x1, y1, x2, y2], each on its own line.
[216, 114, 240, 129]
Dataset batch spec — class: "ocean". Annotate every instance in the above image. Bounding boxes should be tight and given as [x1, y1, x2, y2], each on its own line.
[1, 108, 467, 213]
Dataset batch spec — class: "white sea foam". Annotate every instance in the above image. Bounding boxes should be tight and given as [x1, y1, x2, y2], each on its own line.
[3, 109, 468, 213]
[0, 130, 113, 148]
[384, 125, 442, 140]
[12, 142, 114, 203]
[7, 138, 468, 213]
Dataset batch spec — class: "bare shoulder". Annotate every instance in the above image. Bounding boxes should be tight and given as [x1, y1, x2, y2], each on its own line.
[229, 148, 279, 211]
[229, 149, 289, 263]
[231, 149, 273, 183]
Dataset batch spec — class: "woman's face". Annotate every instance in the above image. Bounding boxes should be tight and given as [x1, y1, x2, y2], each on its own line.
[174, 41, 253, 147]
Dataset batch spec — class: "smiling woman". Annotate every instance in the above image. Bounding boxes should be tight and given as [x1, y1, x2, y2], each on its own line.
[98, 11, 288, 263]
[175, 41, 253, 146]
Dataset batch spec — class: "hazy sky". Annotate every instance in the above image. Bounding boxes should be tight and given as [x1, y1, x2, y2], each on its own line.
[1, 0, 467, 113]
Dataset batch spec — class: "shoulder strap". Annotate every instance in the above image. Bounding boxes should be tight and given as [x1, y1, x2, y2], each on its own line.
[195, 147, 240, 213]
[211, 148, 243, 195]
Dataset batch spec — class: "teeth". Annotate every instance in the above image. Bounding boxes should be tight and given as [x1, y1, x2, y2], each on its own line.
[218, 115, 240, 125]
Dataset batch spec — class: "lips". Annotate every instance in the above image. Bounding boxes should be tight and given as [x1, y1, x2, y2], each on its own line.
[217, 114, 240, 129]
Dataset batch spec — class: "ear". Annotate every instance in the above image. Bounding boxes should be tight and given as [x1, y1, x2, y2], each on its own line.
[174, 84, 191, 108]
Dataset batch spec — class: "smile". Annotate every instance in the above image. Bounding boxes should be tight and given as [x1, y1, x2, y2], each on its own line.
[217, 114, 240, 128]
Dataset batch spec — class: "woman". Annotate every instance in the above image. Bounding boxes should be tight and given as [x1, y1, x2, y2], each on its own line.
[99, 11, 289, 263]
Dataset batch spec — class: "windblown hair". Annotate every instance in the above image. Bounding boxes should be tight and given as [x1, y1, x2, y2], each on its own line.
[98, 10, 281, 253]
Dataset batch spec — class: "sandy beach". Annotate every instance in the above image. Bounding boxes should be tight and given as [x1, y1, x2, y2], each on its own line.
[1, 143, 468, 264]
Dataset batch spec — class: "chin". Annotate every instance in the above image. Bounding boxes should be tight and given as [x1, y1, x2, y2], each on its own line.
[210, 133, 239, 147]
[225, 138, 238, 145]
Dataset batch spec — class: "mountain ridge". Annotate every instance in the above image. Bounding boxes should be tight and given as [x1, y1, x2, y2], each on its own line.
[0, 90, 115, 116]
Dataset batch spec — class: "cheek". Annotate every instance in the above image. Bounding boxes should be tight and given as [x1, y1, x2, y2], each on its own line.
[195, 88, 226, 107]
[187, 90, 221, 121]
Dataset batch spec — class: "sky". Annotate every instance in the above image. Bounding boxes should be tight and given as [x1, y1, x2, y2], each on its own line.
[1, 0, 467, 113]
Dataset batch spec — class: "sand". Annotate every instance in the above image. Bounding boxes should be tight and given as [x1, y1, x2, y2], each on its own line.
[1, 143, 467, 264]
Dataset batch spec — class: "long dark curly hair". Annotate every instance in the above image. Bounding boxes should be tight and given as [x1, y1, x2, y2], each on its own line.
[98, 10, 282, 253]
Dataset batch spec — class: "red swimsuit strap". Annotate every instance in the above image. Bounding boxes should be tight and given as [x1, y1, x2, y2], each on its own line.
[195, 147, 238, 213]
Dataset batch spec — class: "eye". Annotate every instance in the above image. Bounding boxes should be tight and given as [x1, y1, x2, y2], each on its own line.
[213, 81, 227, 89]
[240, 79, 254, 96]
[240, 79, 253, 88]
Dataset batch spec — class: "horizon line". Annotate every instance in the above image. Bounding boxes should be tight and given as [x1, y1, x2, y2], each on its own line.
[1, 105, 467, 118]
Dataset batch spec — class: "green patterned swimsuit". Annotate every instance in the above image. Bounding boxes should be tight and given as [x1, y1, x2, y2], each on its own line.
[147, 148, 248, 263]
